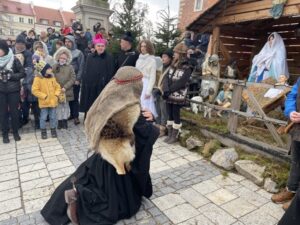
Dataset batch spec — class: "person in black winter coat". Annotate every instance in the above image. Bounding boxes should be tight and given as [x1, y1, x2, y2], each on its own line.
[26, 29, 38, 53]
[115, 32, 139, 71]
[14, 35, 35, 127]
[162, 42, 193, 144]
[0, 40, 25, 143]
[80, 36, 115, 119]
[76, 31, 88, 54]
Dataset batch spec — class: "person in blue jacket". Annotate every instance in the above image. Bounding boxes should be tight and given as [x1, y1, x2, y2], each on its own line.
[272, 78, 300, 212]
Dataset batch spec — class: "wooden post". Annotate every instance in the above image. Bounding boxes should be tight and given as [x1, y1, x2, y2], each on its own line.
[245, 89, 285, 148]
[220, 40, 231, 65]
[211, 26, 220, 55]
[227, 85, 243, 133]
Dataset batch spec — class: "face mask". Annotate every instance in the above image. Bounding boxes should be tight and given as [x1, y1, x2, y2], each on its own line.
[59, 59, 67, 65]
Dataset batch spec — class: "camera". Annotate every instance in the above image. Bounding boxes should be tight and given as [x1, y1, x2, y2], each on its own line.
[72, 21, 83, 33]
[0, 68, 11, 83]
[93, 22, 101, 33]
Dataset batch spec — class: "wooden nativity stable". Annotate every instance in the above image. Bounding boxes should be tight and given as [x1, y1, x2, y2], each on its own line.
[187, 0, 300, 81]
[185, 0, 300, 158]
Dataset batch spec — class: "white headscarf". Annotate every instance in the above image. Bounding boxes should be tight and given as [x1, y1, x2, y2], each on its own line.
[251, 32, 289, 81]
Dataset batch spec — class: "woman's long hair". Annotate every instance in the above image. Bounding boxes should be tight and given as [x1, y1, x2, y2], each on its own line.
[171, 52, 188, 69]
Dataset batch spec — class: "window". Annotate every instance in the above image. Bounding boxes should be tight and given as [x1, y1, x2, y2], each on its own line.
[40, 19, 48, 25]
[0, 29, 3, 35]
[19, 17, 24, 23]
[8, 15, 13, 22]
[194, 0, 204, 11]
[28, 18, 33, 24]
[54, 21, 61, 27]
[10, 29, 14, 35]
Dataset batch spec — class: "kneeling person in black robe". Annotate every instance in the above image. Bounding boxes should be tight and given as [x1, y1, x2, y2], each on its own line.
[41, 66, 159, 225]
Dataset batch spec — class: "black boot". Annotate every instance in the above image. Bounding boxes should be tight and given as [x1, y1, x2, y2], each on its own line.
[3, 133, 9, 144]
[41, 129, 47, 139]
[13, 132, 21, 141]
[164, 121, 173, 143]
[63, 120, 68, 129]
[51, 128, 57, 138]
[57, 120, 63, 130]
[74, 118, 80, 125]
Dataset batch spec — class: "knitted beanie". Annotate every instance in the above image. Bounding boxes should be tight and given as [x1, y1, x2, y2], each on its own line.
[35, 60, 52, 77]
[162, 49, 173, 59]
[0, 39, 9, 56]
[15, 35, 26, 44]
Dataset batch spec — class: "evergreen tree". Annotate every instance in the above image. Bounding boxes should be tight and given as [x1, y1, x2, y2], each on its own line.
[154, 1, 181, 55]
[111, 0, 148, 42]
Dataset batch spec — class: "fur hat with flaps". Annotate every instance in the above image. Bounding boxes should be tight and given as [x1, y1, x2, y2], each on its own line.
[173, 42, 188, 54]
[85, 66, 143, 174]
[53, 47, 72, 64]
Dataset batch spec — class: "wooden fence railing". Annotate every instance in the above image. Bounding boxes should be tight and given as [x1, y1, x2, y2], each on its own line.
[186, 76, 291, 150]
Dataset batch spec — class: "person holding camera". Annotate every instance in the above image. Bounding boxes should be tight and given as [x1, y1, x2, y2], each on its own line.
[0, 40, 25, 143]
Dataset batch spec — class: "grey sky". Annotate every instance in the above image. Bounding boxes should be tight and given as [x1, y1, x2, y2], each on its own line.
[21, 0, 179, 21]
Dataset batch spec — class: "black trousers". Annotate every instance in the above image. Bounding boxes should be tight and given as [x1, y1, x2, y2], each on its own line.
[0, 92, 20, 135]
[69, 84, 80, 119]
[287, 140, 300, 192]
[167, 103, 181, 124]
[21, 100, 40, 122]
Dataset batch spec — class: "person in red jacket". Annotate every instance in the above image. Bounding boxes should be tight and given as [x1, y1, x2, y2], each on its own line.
[61, 25, 73, 36]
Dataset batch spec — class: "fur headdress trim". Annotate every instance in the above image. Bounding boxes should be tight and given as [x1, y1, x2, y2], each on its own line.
[114, 74, 143, 85]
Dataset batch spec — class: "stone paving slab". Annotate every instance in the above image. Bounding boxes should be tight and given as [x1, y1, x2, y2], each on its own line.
[0, 120, 285, 225]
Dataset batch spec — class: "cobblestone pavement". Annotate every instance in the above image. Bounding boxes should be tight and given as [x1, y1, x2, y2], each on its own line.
[0, 119, 284, 225]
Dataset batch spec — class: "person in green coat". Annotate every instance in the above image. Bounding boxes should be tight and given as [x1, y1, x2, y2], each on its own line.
[52, 47, 76, 129]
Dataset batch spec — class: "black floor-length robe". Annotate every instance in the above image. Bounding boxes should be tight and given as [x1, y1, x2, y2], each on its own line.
[278, 190, 300, 225]
[80, 51, 115, 114]
[41, 116, 159, 225]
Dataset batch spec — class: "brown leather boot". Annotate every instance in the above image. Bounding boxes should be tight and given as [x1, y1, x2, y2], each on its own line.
[271, 188, 295, 204]
[282, 198, 294, 211]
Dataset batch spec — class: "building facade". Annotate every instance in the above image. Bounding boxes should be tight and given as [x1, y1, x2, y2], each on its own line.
[0, 0, 76, 40]
[33, 6, 75, 34]
[0, 0, 35, 39]
[178, 0, 219, 31]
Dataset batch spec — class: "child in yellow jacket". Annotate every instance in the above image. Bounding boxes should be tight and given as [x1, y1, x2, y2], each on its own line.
[32, 60, 61, 139]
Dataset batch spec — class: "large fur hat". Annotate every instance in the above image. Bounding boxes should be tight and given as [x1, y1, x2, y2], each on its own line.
[53, 47, 72, 64]
[173, 42, 188, 54]
[85, 66, 143, 174]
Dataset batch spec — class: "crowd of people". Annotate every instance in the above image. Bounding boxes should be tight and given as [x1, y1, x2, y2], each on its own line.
[0, 22, 208, 144]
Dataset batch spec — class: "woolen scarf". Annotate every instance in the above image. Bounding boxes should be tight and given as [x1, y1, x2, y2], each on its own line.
[0, 49, 14, 70]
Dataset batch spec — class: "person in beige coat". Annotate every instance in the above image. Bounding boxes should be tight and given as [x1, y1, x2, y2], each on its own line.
[53, 47, 76, 129]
